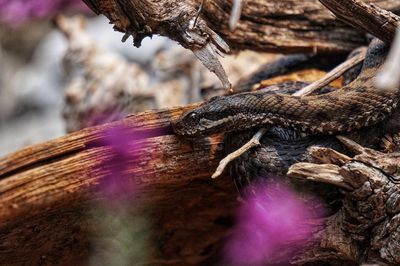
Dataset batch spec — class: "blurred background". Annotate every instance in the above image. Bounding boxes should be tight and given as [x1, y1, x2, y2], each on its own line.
[0, 0, 274, 157]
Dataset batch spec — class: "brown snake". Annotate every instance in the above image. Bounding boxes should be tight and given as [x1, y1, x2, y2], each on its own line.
[172, 39, 399, 137]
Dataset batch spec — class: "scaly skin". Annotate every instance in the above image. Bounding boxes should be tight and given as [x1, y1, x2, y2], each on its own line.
[173, 39, 399, 137]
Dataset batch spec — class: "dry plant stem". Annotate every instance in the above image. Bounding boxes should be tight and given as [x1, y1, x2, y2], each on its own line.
[376, 25, 400, 90]
[319, 0, 400, 43]
[211, 127, 267, 178]
[229, 0, 243, 31]
[293, 47, 367, 96]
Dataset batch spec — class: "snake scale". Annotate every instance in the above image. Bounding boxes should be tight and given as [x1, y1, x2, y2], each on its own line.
[172, 39, 400, 186]
[173, 39, 399, 137]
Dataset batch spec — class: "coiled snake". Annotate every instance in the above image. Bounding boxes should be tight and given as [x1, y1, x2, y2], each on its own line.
[173, 40, 398, 137]
[172, 39, 400, 186]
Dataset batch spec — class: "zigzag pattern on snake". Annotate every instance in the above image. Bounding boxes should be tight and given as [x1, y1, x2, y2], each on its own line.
[172, 39, 399, 138]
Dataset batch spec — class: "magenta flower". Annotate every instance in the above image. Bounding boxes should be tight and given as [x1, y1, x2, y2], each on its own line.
[224, 181, 324, 266]
[95, 125, 144, 206]
[93, 123, 166, 206]
[0, 0, 88, 25]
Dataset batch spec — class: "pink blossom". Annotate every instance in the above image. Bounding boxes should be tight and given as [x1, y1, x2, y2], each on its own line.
[100, 126, 141, 202]
[95, 125, 144, 206]
[0, 0, 88, 25]
[224, 181, 325, 266]
[93, 123, 166, 206]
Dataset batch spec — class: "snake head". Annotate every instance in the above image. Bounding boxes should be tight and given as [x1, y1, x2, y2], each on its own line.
[172, 109, 204, 137]
[172, 96, 230, 137]
[172, 95, 254, 137]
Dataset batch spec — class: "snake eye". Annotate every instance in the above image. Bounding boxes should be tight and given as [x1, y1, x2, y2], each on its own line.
[188, 112, 198, 120]
[209, 96, 219, 102]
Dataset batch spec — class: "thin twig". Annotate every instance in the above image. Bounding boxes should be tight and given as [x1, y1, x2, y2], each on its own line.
[193, 0, 206, 28]
[376, 25, 400, 90]
[293, 47, 367, 96]
[211, 128, 268, 178]
[229, 0, 243, 31]
[211, 51, 367, 178]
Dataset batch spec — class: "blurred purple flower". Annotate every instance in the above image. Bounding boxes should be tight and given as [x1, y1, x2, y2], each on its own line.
[96, 125, 144, 206]
[0, 0, 88, 25]
[224, 181, 324, 266]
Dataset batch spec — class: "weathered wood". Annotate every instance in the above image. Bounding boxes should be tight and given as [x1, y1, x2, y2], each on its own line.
[0, 63, 329, 265]
[83, 0, 400, 54]
[2, 100, 399, 265]
[320, 0, 400, 43]
[0, 104, 238, 265]
[288, 140, 400, 265]
[0, 63, 399, 266]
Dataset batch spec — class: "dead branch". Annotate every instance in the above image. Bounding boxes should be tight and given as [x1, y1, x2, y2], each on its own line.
[211, 51, 364, 179]
[1, 107, 398, 265]
[81, 0, 400, 88]
[212, 127, 267, 179]
[83, 0, 400, 54]
[0, 104, 238, 265]
[320, 0, 400, 43]
[293, 47, 367, 96]
[288, 137, 400, 265]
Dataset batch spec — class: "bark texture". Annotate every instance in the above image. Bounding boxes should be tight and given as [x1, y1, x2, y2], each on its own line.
[320, 0, 400, 43]
[1, 1, 400, 264]
[288, 137, 400, 265]
[83, 0, 400, 53]
[1, 105, 400, 265]
[0, 104, 238, 265]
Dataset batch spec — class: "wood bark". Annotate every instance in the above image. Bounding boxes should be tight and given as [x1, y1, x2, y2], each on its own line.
[288, 138, 400, 265]
[1, 103, 399, 265]
[0, 104, 237, 265]
[320, 0, 400, 43]
[1, 1, 399, 264]
[83, 0, 400, 54]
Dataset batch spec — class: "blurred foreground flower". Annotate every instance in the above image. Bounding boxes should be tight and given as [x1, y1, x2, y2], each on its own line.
[96, 124, 149, 205]
[224, 181, 325, 266]
[89, 124, 158, 265]
[0, 0, 87, 25]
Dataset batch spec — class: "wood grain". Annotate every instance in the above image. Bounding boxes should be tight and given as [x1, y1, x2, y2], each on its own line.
[83, 0, 400, 54]
[0, 104, 238, 265]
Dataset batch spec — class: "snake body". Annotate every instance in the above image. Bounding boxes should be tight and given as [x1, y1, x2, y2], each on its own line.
[172, 39, 400, 187]
[172, 40, 399, 137]
[224, 90, 400, 188]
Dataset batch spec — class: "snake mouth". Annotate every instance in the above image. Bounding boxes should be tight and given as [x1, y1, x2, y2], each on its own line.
[173, 113, 261, 137]
[171, 118, 225, 137]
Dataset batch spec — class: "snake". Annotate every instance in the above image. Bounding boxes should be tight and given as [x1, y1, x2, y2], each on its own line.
[172, 39, 400, 187]
[172, 39, 399, 138]
[224, 87, 400, 188]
